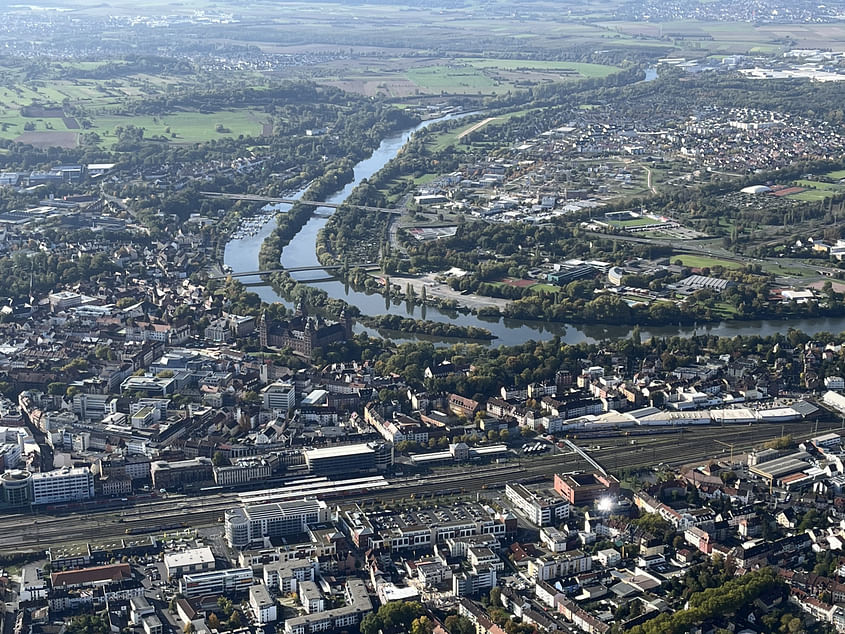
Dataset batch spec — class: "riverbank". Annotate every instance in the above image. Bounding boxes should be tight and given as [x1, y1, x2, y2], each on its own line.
[223, 117, 845, 347]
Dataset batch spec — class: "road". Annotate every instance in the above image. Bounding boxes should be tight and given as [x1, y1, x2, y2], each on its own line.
[645, 167, 657, 195]
[457, 117, 500, 140]
[3, 419, 840, 553]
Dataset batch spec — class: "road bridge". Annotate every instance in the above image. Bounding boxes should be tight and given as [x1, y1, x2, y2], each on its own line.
[200, 191, 403, 215]
[209, 262, 379, 280]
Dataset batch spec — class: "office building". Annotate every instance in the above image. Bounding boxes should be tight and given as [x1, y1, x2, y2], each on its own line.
[505, 483, 570, 527]
[150, 458, 213, 491]
[179, 568, 253, 598]
[214, 458, 272, 486]
[1, 470, 32, 506]
[304, 443, 392, 476]
[31, 467, 94, 505]
[164, 547, 216, 578]
[225, 499, 330, 549]
[262, 381, 296, 413]
[554, 472, 620, 505]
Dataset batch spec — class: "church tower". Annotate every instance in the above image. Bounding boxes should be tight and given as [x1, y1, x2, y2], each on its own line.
[259, 311, 268, 348]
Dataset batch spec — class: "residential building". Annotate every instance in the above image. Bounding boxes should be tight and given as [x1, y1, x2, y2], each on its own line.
[249, 584, 277, 625]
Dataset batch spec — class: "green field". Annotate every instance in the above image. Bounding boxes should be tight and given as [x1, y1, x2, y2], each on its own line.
[427, 108, 539, 151]
[90, 110, 268, 144]
[405, 66, 498, 93]
[530, 283, 560, 293]
[457, 58, 619, 78]
[795, 179, 845, 190]
[674, 254, 743, 270]
[608, 217, 660, 228]
[826, 170, 845, 180]
[405, 59, 618, 94]
[788, 190, 833, 202]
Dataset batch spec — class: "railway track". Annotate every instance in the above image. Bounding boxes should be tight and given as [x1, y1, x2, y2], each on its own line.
[5, 420, 842, 552]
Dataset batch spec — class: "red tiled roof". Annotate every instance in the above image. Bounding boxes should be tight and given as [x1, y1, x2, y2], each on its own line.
[51, 563, 131, 587]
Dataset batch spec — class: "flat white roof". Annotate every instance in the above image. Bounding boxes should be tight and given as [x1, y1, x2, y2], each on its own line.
[304, 443, 374, 460]
[164, 546, 215, 570]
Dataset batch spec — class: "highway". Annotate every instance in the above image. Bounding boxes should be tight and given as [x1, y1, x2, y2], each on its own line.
[3, 419, 841, 553]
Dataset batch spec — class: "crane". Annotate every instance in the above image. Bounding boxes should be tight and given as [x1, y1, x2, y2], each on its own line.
[715, 439, 735, 464]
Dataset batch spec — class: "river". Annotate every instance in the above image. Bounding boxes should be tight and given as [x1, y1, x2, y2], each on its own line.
[224, 117, 845, 346]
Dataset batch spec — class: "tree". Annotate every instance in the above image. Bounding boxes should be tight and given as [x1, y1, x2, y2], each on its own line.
[47, 382, 67, 396]
[228, 612, 240, 628]
[217, 597, 234, 617]
[212, 451, 229, 467]
[443, 615, 475, 634]
[207, 614, 220, 629]
[489, 586, 502, 608]
[410, 616, 434, 634]
[183, 625, 195, 634]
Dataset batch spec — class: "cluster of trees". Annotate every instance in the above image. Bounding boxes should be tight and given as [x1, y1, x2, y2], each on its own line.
[359, 601, 427, 634]
[66, 614, 110, 634]
[371, 327, 821, 397]
[628, 568, 784, 634]
[0, 250, 121, 302]
[363, 314, 495, 340]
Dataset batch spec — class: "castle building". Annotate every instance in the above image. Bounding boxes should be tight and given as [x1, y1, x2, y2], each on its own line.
[259, 302, 352, 359]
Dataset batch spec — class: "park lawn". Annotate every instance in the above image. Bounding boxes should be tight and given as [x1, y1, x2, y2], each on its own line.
[674, 254, 743, 270]
[530, 283, 560, 294]
[412, 173, 439, 185]
[91, 109, 268, 144]
[713, 301, 740, 317]
[826, 169, 845, 180]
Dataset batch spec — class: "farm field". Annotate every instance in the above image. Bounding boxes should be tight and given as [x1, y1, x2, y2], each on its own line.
[600, 20, 845, 54]
[319, 56, 622, 97]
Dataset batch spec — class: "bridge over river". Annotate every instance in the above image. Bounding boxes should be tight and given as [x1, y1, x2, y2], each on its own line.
[201, 191, 403, 215]
[209, 262, 379, 280]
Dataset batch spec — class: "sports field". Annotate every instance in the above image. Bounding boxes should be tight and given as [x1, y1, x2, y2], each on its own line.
[674, 254, 743, 270]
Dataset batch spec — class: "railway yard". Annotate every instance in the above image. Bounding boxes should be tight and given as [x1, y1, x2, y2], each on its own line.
[5, 419, 841, 554]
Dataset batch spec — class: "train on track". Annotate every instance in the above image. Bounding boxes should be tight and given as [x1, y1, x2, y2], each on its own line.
[125, 522, 188, 535]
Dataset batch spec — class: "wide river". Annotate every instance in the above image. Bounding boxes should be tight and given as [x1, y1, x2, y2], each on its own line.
[224, 118, 845, 346]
